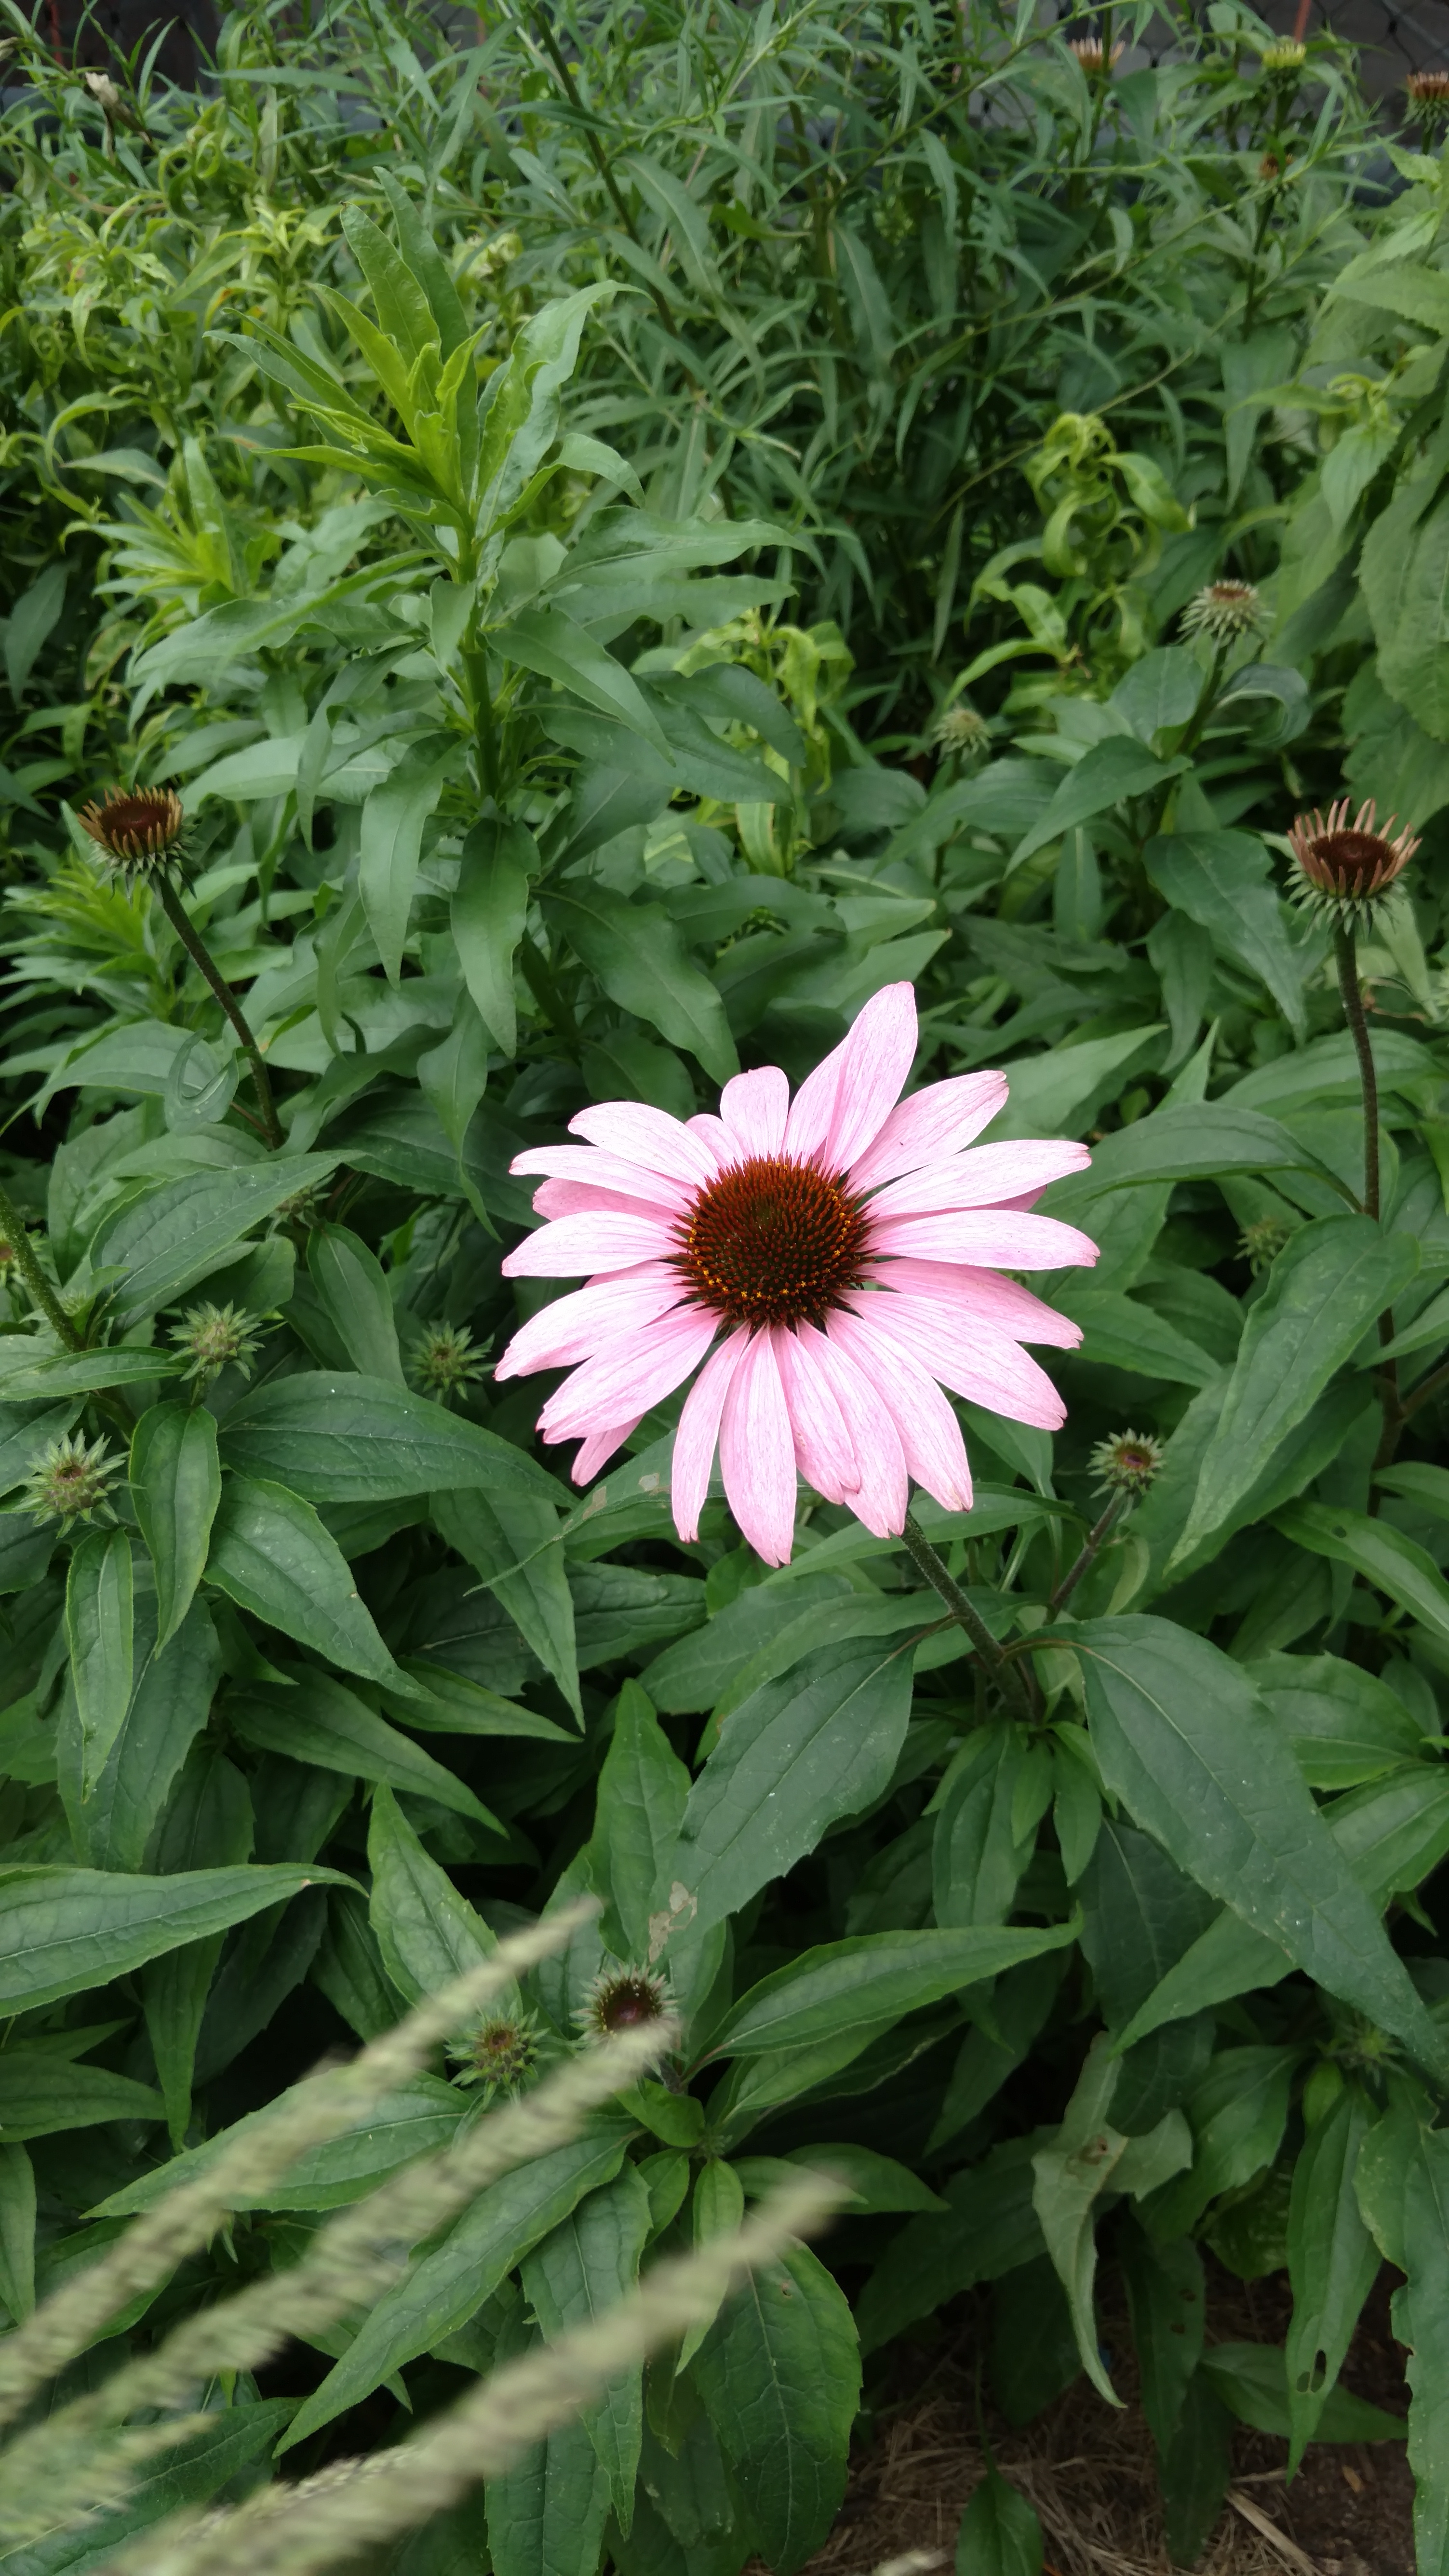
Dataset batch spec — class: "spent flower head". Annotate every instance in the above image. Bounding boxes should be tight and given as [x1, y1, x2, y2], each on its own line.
[20, 1431, 124, 1529]
[1089, 1429, 1164, 1498]
[1068, 35, 1124, 72]
[1180, 580, 1264, 646]
[447, 2010, 542, 2099]
[411, 1321, 487, 1406]
[173, 1300, 263, 1386]
[78, 786, 186, 879]
[495, 984, 1096, 1568]
[1286, 796, 1419, 930]
[932, 702, 991, 758]
[1239, 1214, 1294, 1275]
[576, 1964, 672, 2044]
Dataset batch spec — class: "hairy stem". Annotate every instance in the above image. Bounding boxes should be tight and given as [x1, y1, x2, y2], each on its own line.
[0, 1176, 82, 1350]
[899, 1512, 1032, 1716]
[1048, 1491, 1128, 1617]
[153, 873, 282, 1150]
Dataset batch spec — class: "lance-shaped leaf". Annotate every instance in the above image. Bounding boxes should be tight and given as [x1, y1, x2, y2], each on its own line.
[1170, 1216, 1419, 1568]
[693, 2241, 860, 2576]
[205, 1474, 414, 1690]
[91, 1157, 338, 1328]
[521, 2165, 653, 2527]
[1071, 1616, 1449, 2078]
[1275, 1499, 1449, 1652]
[66, 1527, 134, 1793]
[228, 1677, 502, 1831]
[1286, 2087, 1382, 2470]
[0, 1861, 352, 2014]
[543, 883, 738, 1085]
[130, 1403, 221, 1653]
[219, 1372, 564, 1508]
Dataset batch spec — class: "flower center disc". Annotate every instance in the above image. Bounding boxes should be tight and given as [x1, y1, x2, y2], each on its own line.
[1308, 829, 1394, 890]
[678, 1154, 871, 1329]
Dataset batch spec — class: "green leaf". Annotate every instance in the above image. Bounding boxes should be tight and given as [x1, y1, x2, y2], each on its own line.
[359, 736, 456, 984]
[0, 2048, 162, 2140]
[1147, 2047, 1298, 2239]
[521, 2166, 653, 2527]
[933, 1724, 1053, 1928]
[1248, 1652, 1424, 1790]
[366, 1783, 503, 2005]
[279, 2120, 632, 2451]
[1275, 1499, 1449, 1652]
[308, 1227, 403, 1384]
[1286, 2087, 1382, 2470]
[711, 1921, 1078, 2063]
[670, 1636, 917, 1939]
[1008, 737, 1181, 870]
[497, 607, 671, 751]
[1201, 2339, 1404, 2442]
[452, 819, 534, 1057]
[988, 1027, 1164, 1144]
[0, 1861, 350, 2014]
[0, 2142, 34, 2322]
[1045, 1101, 1345, 1209]
[0, 1347, 184, 1402]
[66, 1528, 134, 1796]
[1121, 2223, 1205, 2455]
[1400, 2132, 1449, 2572]
[543, 885, 738, 1085]
[485, 2305, 611, 2576]
[1078, 1818, 1216, 2031]
[228, 1677, 502, 1830]
[432, 1485, 581, 1723]
[130, 1403, 221, 1653]
[219, 1371, 564, 1507]
[59, 1597, 221, 1875]
[1032, 2040, 1190, 2407]
[1071, 1617, 1449, 2078]
[955, 2464, 1044, 2576]
[1145, 830, 1307, 1036]
[1159, 2375, 1235, 2566]
[91, 1157, 337, 1329]
[3, 2399, 296, 2572]
[205, 1473, 410, 1689]
[1062, 1287, 1221, 1388]
[583, 1680, 689, 1962]
[1171, 1218, 1417, 1568]
[693, 2240, 860, 2576]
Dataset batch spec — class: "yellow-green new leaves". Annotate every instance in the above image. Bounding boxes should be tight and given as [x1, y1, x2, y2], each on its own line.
[1072, 1617, 1449, 2079]
[1171, 1217, 1419, 1570]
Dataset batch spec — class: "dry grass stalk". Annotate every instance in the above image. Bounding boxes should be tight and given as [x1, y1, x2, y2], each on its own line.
[112, 2173, 848, 2576]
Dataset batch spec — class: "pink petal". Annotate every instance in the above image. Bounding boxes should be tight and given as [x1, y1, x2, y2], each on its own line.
[570, 1100, 721, 1187]
[566, 1418, 642, 1482]
[852, 1288, 1067, 1429]
[538, 1303, 718, 1439]
[718, 1329, 798, 1566]
[496, 1264, 688, 1378]
[825, 1307, 972, 1513]
[510, 1144, 692, 1210]
[672, 1328, 750, 1543]
[501, 1209, 677, 1278]
[782, 982, 918, 1174]
[772, 1325, 860, 1504]
[792, 1321, 908, 1540]
[846, 1070, 1009, 1193]
[719, 1065, 790, 1162]
[530, 1180, 688, 1224]
[688, 1113, 734, 1161]
[867, 1209, 1098, 1271]
[867, 1139, 1090, 1221]
[865, 1258, 1083, 1348]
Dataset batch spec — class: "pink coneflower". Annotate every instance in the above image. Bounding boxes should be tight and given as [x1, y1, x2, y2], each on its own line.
[495, 985, 1097, 1567]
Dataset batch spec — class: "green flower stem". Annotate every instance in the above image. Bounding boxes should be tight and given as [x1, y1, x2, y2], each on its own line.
[1336, 919, 1402, 1486]
[1048, 1490, 1128, 1617]
[899, 1511, 1033, 1717]
[153, 872, 282, 1150]
[0, 1176, 81, 1351]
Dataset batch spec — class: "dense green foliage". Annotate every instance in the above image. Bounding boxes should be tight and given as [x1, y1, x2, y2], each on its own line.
[8, 0, 1449, 2567]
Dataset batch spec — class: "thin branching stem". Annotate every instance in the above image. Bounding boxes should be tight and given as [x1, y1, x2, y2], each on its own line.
[899, 1511, 1034, 1717]
[1048, 1491, 1129, 1617]
[153, 874, 282, 1149]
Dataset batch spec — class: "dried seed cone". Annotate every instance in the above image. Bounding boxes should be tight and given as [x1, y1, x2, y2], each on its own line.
[79, 785, 186, 876]
[1408, 69, 1449, 116]
[1286, 796, 1419, 929]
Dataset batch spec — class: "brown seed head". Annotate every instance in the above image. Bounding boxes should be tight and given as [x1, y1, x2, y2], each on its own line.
[79, 785, 186, 876]
[1286, 796, 1419, 927]
[1068, 35, 1124, 71]
[577, 1965, 672, 2043]
[1408, 68, 1449, 107]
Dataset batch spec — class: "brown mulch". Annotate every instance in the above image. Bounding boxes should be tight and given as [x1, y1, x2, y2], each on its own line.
[788, 2269, 1415, 2576]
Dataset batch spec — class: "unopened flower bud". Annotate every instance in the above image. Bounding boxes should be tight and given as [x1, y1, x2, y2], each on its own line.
[932, 702, 991, 758]
[1287, 796, 1418, 930]
[20, 1431, 123, 1529]
[411, 1321, 486, 1405]
[1239, 1214, 1294, 1275]
[1089, 1430, 1164, 1498]
[576, 1964, 672, 2043]
[448, 2011, 541, 2099]
[173, 1300, 263, 1385]
[1181, 580, 1264, 645]
[79, 786, 186, 878]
